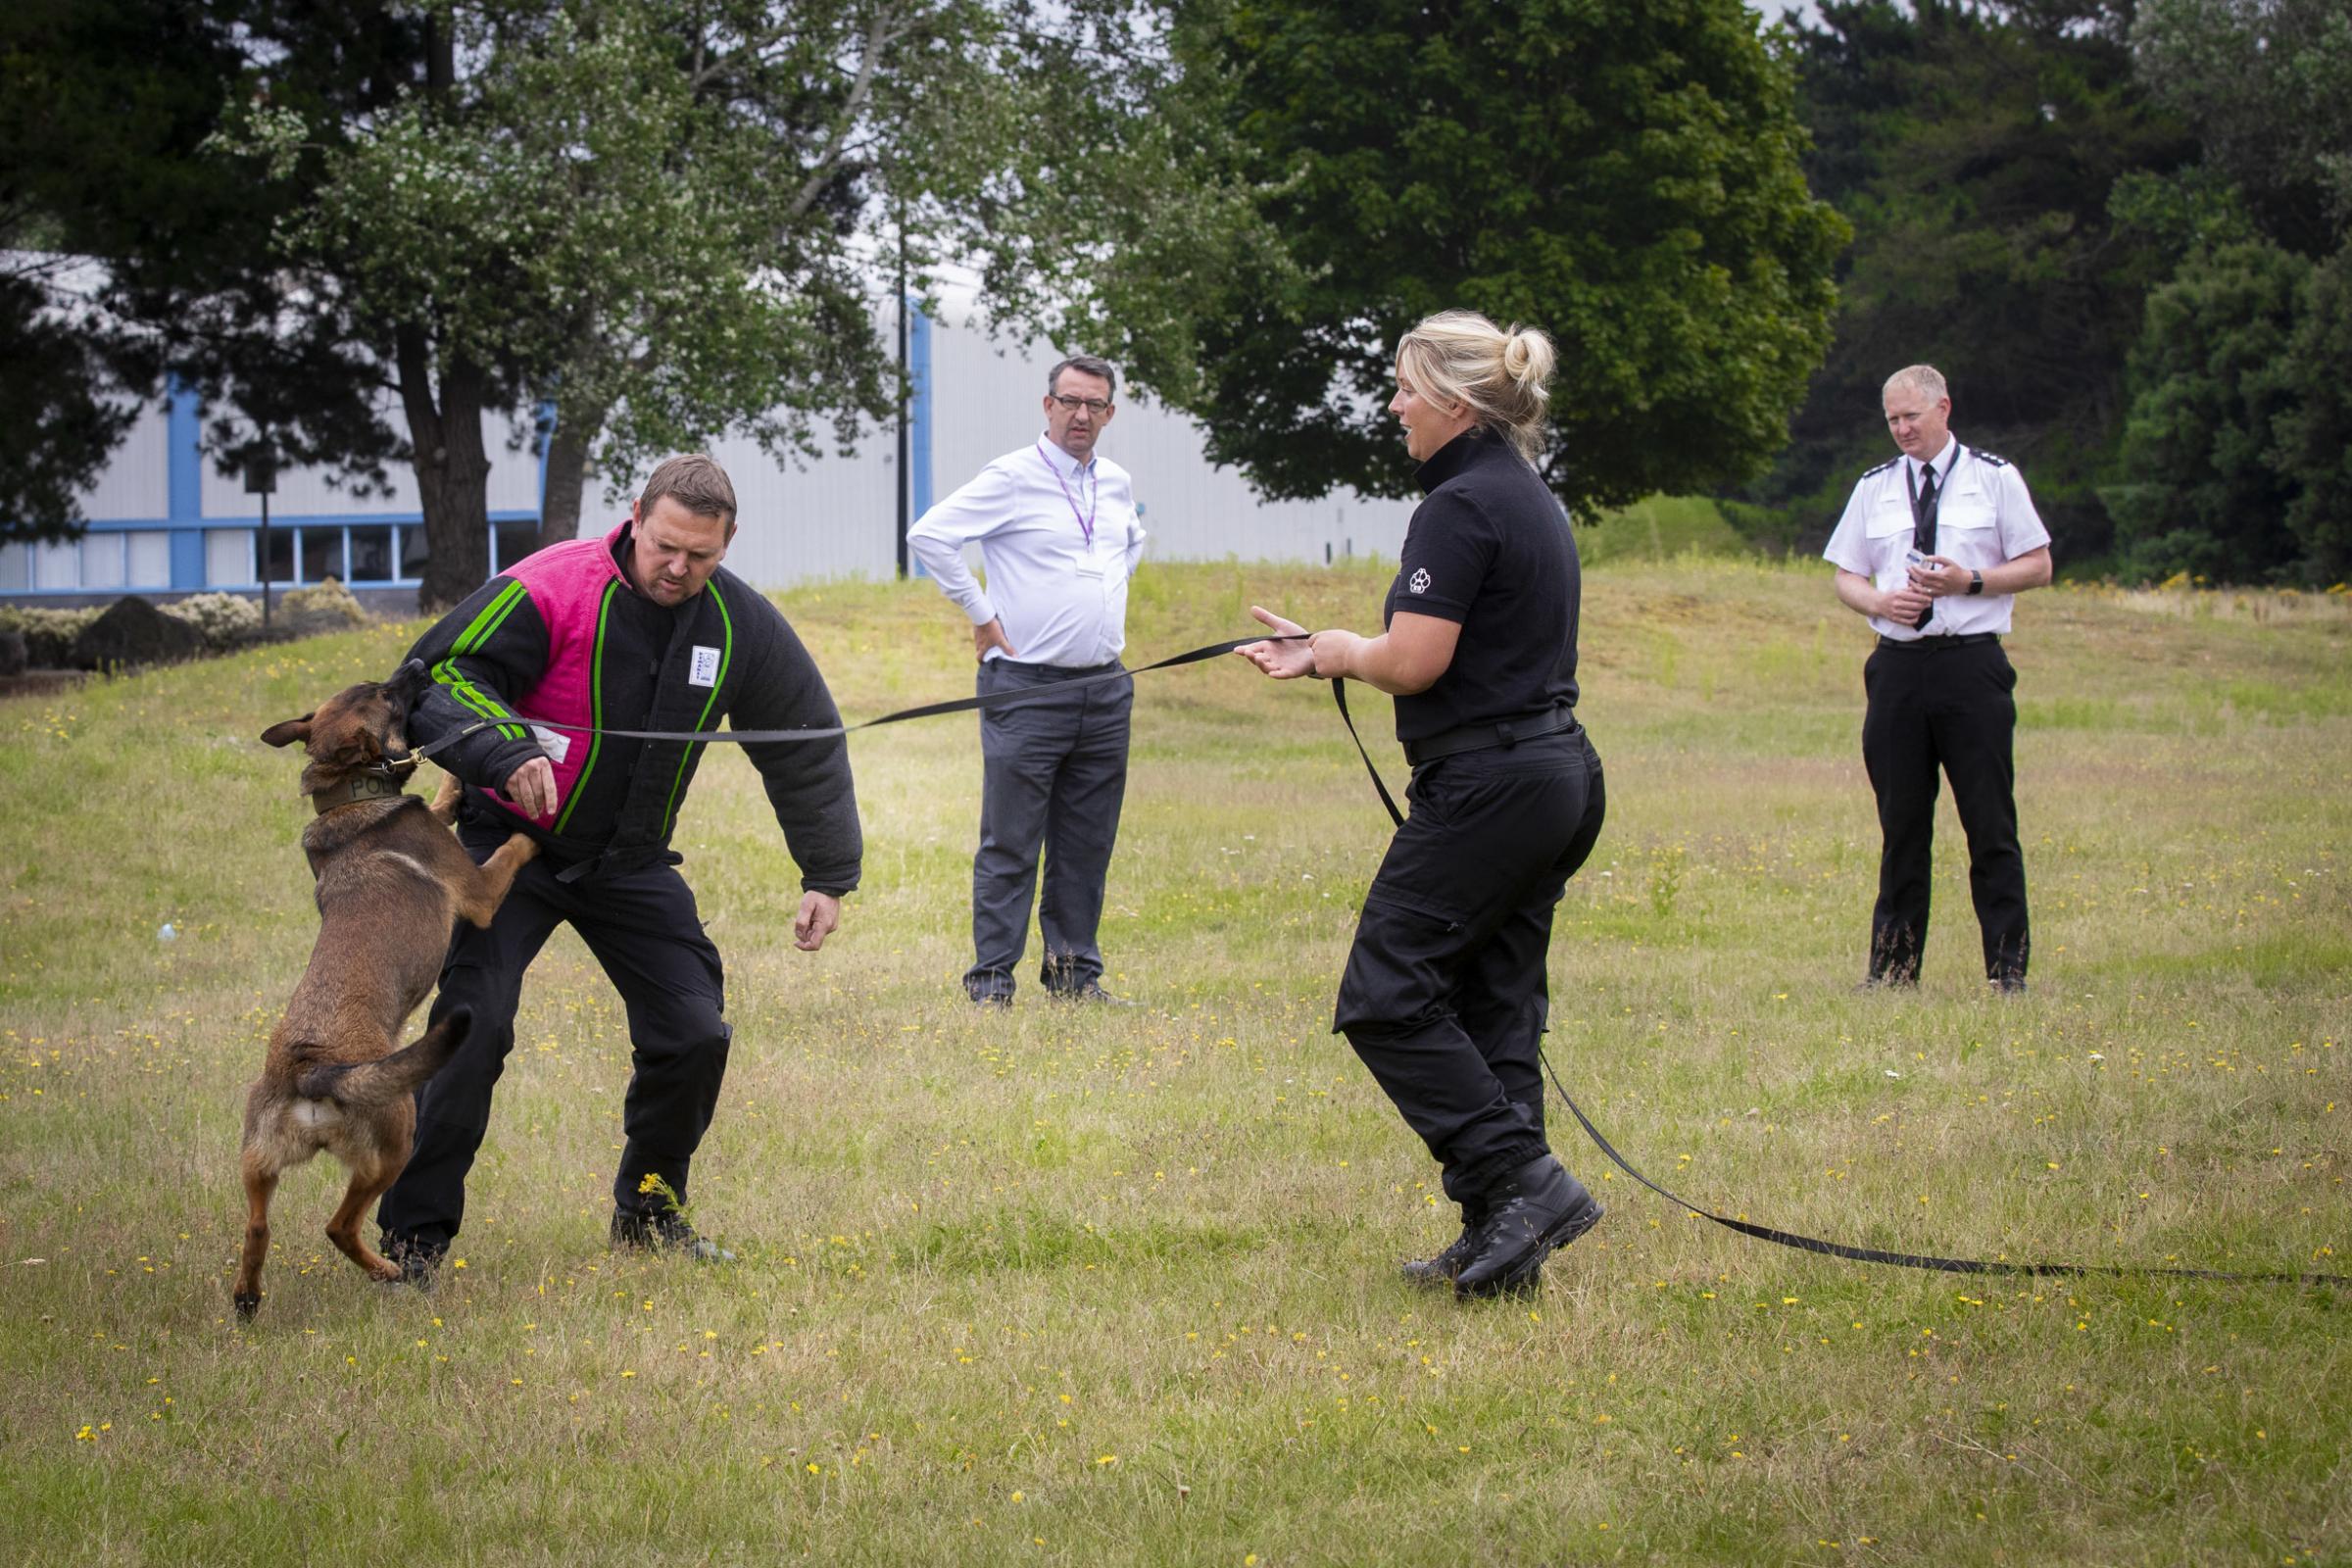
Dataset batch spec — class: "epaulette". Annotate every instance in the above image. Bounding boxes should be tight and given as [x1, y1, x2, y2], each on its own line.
[1861, 457, 1898, 479]
[1967, 447, 2009, 467]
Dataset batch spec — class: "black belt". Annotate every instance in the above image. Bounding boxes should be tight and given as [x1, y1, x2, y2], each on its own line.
[1401, 706, 1579, 766]
[1877, 632, 2000, 651]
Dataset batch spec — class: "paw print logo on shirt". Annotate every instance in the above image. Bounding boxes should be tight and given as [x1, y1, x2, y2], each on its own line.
[1408, 567, 1432, 595]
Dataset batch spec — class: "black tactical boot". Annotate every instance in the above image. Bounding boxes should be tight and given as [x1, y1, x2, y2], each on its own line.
[1452, 1154, 1602, 1299]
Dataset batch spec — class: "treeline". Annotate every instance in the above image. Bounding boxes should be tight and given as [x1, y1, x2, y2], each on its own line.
[1734, 0, 2352, 586]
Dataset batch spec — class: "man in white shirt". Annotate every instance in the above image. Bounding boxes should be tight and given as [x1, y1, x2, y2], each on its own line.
[1824, 364, 2053, 993]
[907, 355, 1148, 1004]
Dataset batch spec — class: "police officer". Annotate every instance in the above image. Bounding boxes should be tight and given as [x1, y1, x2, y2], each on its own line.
[1239, 310, 1605, 1299]
[1825, 365, 2052, 992]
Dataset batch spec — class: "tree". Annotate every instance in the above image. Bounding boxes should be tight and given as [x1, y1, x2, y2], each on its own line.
[206, 0, 1268, 603]
[2106, 0, 2352, 582]
[2108, 238, 2308, 581]
[1149, 0, 1847, 514]
[1735, 1, 2194, 564]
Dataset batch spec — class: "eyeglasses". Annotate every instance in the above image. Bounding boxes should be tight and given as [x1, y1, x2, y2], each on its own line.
[1050, 395, 1113, 416]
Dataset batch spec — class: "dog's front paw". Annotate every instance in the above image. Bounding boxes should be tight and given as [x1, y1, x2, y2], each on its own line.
[505, 831, 538, 862]
[232, 1291, 261, 1319]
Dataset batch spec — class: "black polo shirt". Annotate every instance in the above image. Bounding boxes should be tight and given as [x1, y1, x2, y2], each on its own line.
[1383, 428, 1581, 743]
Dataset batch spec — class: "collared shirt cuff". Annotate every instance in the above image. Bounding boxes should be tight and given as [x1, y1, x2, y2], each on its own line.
[965, 597, 998, 627]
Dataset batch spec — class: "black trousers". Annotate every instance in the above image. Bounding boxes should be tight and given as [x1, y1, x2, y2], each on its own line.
[966, 658, 1132, 1000]
[376, 815, 731, 1253]
[1861, 638, 2031, 983]
[1335, 727, 1606, 1210]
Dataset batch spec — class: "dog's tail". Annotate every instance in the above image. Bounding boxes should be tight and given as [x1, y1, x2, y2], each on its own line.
[294, 1005, 473, 1108]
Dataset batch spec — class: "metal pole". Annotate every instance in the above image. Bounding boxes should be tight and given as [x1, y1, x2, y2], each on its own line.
[260, 490, 272, 628]
[895, 205, 909, 581]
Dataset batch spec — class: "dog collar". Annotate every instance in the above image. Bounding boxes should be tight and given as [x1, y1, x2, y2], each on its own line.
[313, 773, 408, 814]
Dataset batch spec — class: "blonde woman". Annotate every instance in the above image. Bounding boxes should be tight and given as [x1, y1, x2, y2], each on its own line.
[1239, 310, 1605, 1298]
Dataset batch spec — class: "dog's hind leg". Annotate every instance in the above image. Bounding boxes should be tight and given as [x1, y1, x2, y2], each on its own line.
[456, 832, 539, 927]
[233, 1152, 278, 1319]
[325, 1156, 408, 1283]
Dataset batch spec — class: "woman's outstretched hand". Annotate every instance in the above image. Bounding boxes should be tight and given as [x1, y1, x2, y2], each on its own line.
[1236, 606, 1318, 679]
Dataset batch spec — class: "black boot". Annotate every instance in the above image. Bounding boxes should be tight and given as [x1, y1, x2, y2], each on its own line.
[1400, 1206, 1484, 1288]
[1452, 1154, 1602, 1299]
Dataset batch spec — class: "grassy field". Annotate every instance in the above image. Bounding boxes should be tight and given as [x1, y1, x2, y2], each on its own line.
[0, 555, 2345, 1567]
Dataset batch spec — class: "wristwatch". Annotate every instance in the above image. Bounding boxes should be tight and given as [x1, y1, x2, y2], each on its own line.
[1967, 568, 1984, 596]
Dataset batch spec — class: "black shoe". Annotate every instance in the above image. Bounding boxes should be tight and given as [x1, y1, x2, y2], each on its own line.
[1855, 974, 1917, 994]
[1048, 980, 1131, 1005]
[967, 989, 1012, 1008]
[1991, 974, 2029, 997]
[1401, 1224, 1482, 1288]
[1452, 1156, 1603, 1300]
[381, 1237, 444, 1291]
[611, 1209, 735, 1263]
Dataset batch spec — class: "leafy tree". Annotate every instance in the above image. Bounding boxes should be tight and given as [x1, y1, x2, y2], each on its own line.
[2132, 0, 2352, 255]
[1151, 0, 1847, 513]
[207, 0, 1268, 603]
[2106, 0, 2352, 583]
[2108, 239, 2307, 581]
[1737, 1, 2194, 565]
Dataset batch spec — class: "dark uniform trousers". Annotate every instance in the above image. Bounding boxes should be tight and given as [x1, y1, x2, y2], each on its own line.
[1861, 637, 2031, 984]
[967, 657, 1132, 1001]
[376, 811, 732, 1253]
[1336, 727, 1606, 1209]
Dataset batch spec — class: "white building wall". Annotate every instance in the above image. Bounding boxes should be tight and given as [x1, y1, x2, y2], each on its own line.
[81, 403, 172, 521]
[710, 303, 1415, 589]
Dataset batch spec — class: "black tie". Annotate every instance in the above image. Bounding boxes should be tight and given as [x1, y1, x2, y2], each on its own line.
[1911, 462, 1939, 628]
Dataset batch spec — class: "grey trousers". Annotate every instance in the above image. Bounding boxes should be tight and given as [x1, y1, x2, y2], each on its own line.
[966, 657, 1132, 1000]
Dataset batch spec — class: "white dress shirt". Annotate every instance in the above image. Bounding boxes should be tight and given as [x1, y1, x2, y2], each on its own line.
[907, 434, 1147, 667]
[1824, 434, 2051, 639]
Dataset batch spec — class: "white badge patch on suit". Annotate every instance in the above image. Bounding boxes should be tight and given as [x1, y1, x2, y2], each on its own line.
[689, 646, 721, 687]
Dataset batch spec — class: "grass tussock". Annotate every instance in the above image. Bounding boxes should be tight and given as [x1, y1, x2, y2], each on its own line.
[0, 556, 2345, 1566]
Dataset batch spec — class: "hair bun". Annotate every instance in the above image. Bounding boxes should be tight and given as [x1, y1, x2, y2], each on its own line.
[1502, 327, 1556, 393]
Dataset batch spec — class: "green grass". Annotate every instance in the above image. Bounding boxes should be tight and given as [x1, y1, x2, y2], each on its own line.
[1, 558, 2346, 1566]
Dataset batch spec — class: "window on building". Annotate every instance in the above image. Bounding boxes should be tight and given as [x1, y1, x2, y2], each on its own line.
[349, 526, 395, 583]
[127, 531, 171, 588]
[81, 533, 126, 590]
[493, 520, 539, 574]
[206, 528, 251, 588]
[399, 524, 429, 581]
[301, 528, 345, 585]
[34, 540, 78, 590]
[259, 525, 295, 587]
[0, 542, 27, 591]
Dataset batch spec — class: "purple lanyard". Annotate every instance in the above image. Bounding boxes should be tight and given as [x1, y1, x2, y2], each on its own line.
[1037, 439, 1098, 548]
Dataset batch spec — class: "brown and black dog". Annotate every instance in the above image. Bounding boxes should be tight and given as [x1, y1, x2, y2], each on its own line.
[236, 659, 536, 1318]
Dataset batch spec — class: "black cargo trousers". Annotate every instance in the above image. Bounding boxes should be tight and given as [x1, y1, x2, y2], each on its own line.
[376, 809, 732, 1256]
[1335, 724, 1606, 1213]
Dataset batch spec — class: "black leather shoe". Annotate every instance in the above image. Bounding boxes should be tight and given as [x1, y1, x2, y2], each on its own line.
[611, 1209, 736, 1263]
[1452, 1155, 1602, 1299]
[1991, 973, 2029, 996]
[1401, 1223, 1481, 1288]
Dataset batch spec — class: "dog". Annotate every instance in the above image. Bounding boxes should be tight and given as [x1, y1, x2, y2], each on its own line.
[236, 659, 537, 1318]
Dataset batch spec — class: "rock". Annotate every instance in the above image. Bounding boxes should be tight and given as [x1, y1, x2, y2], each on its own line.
[67, 595, 209, 671]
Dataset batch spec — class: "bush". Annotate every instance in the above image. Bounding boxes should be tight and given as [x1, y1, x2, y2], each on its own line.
[277, 577, 370, 632]
[0, 605, 103, 667]
[159, 591, 264, 650]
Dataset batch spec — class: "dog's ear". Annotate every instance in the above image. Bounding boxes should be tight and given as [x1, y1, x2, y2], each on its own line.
[260, 715, 315, 748]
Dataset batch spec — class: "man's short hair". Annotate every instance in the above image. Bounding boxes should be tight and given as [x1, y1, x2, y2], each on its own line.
[1047, 355, 1118, 401]
[639, 454, 738, 527]
[1884, 365, 1949, 405]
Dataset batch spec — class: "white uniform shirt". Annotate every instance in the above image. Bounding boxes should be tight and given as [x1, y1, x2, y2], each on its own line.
[907, 435, 1147, 667]
[1824, 434, 2051, 639]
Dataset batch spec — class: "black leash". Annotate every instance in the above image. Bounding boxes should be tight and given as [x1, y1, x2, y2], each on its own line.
[1329, 686, 2347, 1291]
[414, 633, 1298, 760]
